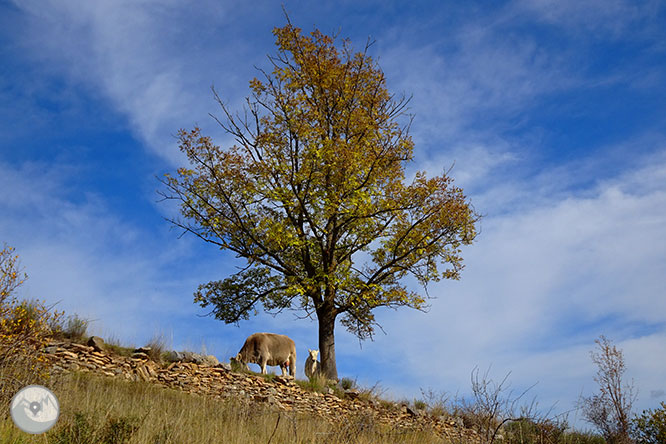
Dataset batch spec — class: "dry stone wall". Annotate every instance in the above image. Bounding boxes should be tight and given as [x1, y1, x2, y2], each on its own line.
[43, 339, 477, 442]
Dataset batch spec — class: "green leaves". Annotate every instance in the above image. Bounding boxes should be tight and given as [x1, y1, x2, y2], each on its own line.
[194, 268, 289, 324]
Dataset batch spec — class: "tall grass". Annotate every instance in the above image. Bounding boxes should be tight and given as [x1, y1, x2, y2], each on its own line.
[1, 372, 448, 444]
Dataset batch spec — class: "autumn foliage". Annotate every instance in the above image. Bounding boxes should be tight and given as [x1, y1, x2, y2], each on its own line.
[161, 21, 478, 379]
[0, 244, 59, 409]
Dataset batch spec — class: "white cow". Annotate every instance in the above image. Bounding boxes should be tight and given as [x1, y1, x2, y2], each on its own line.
[233, 332, 296, 377]
[304, 349, 320, 380]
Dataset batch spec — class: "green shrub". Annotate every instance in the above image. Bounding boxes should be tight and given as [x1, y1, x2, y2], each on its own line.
[413, 399, 427, 410]
[64, 314, 89, 341]
[295, 374, 329, 393]
[631, 402, 666, 444]
[105, 336, 135, 357]
[340, 377, 356, 390]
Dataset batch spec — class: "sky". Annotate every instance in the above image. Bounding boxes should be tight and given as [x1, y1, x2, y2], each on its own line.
[1, 0, 665, 429]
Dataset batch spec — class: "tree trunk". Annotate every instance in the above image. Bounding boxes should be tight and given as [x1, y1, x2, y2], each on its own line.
[317, 310, 338, 381]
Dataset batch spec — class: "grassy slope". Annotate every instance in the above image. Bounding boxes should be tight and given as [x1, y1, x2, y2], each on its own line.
[1, 370, 448, 444]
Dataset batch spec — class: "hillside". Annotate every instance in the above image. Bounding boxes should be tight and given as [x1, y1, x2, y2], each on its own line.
[38, 337, 478, 443]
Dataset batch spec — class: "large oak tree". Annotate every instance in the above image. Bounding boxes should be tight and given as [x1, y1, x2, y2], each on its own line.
[161, 22, 479, 380]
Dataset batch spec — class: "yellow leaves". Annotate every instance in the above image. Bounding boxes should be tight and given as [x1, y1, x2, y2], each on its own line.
[161, 20, 479, 343]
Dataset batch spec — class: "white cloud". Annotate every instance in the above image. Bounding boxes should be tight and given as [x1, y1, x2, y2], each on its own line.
[345, 149, 666, 416]
[10, 0, 263, 165]
[0, 159, 234, 345]
[379, 16, 575, 150]
[512, 0, 660, 38]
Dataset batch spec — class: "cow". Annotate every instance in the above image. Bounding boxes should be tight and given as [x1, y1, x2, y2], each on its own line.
[304, 349, 320, 380]
[232, 332, 296, 377]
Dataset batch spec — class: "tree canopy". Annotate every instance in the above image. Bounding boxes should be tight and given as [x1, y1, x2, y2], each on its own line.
[160, 21, 479, 379]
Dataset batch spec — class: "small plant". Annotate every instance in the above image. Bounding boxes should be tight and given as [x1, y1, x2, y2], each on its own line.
[52, 412, 95, 444]
[229, 357, 248, 373]
[259, 372, 277, 383]
[357, 382, 386, 404]
[420, 387, 450, 417]
[105, 336, 135, 357]
[295, 374, 329, 393]
[340, 377, 356, 390]
[377, 398, 396, 411]
[413, 399, 427, 410]
[145, 333, 169, 363]
[102, 415, 141, 444]
[64, 314, 89, 341]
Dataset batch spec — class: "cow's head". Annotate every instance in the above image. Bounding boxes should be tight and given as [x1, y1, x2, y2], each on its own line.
[230, 353, 249, 371]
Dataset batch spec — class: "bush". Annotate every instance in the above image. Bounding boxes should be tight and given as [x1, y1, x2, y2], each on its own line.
[631, 402, 666, 444]
[340, 377, 356, 390]
[145, 333, 169, 363]
[0, 244, 60, 409]
[64, 314, 89, 341]
[295, 373, 330, 393]
[413, 399, 427, 410]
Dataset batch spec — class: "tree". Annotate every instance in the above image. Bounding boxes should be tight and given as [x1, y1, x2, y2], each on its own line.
[579, 336, 637, 444]
[160, 20, 478, 380]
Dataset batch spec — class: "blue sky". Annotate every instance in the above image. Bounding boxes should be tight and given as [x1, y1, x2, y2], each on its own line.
[2, 0, 665, 427]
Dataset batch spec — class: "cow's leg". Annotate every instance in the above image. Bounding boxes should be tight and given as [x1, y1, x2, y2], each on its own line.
[280, 363, 287, 377]
[289, 355, 295, 377]
[260, 358, 267, 374]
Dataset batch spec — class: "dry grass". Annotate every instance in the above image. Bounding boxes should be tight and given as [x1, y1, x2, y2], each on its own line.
[1, 372, 451, 444]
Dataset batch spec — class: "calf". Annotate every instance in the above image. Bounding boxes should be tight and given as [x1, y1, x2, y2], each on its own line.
[304, 349, 320, 380]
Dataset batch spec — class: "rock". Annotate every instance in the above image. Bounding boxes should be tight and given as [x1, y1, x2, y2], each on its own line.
[70, 343, 94, 352]
[274, 376, 294, 386]
[87, 336, 105, 351]
[164, 351, 184, 362]
[217, 362, 232, 372]
[401, 405, 418, 416]
[202, 355, 219, 366]
[43, 337, 471, 440]
[345, 389, 360, 400]
[254, 394, 270, 403]
[182, 351, 204, 364]
[134, 346, 152, 354]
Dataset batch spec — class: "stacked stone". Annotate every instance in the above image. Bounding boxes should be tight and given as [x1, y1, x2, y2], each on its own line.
[42, 338, 478, 442]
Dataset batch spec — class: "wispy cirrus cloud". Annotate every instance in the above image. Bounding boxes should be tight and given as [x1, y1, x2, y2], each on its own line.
[9, 0, 271, 164]
[345, 146, 666, 414]
[0, 159, 231, 344]
[512, 0, 662, 37]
